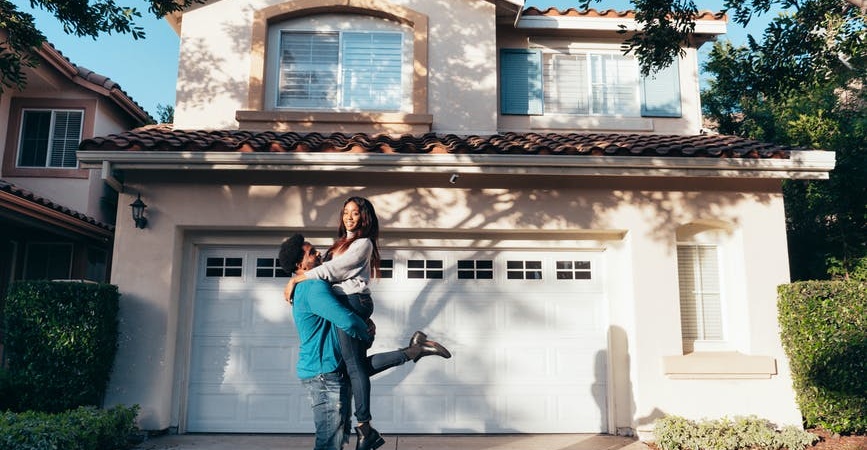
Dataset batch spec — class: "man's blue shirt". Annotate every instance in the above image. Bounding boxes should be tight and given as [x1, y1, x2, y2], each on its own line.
[292, 279, 371, 379]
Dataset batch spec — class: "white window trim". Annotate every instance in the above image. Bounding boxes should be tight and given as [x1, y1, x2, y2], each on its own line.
[17, 108, 83, 169]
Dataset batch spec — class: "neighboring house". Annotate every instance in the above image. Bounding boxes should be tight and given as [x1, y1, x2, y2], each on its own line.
[77, 0, 835, 439]
[0, 35, 151, 298]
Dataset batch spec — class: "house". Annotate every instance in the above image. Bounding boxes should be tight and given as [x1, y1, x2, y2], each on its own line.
[77, 0, 835, 439]
[0, 35, 151, 299]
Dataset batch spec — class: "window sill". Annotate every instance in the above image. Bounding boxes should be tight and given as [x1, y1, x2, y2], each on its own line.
[3, 166, 89, 179]
[530, 115, 654, 132]
[663, 352, 777, 379]
[236, 110, 433, 134]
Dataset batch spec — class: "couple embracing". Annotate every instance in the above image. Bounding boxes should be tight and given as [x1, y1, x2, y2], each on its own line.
[279, 197, 451, 450]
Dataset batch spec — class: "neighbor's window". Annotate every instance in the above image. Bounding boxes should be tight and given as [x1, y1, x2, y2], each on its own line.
[278, 31, 402, 111]
[17, 109, 83, 168]
[677, 243, 723, 353]
[23, 243, 73, 280]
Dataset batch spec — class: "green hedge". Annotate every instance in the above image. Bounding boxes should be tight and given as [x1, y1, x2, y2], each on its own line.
[3, 281, 120, 413]
[653, 415, 818, 450]
[0, 405, 139, 450]
[778, 280, 867, 433]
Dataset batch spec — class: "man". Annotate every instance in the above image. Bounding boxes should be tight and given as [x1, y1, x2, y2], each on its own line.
[279, 233, 371, 450]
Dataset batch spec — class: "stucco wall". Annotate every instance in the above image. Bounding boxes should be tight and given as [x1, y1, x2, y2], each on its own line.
[104, 177, 800, 432]
[174, 0, 498, 134]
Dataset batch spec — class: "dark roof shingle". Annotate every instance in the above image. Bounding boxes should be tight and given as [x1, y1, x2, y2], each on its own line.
[0, 179, 114, 232]
[80, 128, 795, 159]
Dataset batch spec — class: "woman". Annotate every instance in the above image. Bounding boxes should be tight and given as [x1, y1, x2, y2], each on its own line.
[284, 197, 451, 450]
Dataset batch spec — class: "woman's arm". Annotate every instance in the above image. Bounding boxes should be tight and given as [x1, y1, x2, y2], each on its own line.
[304, 238, 372, 283]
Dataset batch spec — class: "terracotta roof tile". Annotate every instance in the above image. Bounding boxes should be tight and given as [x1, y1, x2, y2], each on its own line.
[521, 7, 726, 21]
[0, 179, 114, 232]
[80, 128, 798, 159]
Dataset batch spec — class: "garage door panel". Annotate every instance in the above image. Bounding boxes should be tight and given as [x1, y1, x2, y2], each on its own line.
[188, 246, 609, 433]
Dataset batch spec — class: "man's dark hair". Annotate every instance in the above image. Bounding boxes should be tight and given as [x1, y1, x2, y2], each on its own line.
[278, 234, 305, 274]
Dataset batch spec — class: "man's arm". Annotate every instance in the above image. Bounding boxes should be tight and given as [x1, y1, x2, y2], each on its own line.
[300, 280, 371, 342]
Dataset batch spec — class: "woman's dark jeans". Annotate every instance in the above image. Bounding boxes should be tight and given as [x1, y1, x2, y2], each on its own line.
[336, 293, 409, 424]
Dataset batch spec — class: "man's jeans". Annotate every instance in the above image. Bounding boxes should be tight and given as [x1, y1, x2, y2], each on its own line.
[302, 371, 351, 450]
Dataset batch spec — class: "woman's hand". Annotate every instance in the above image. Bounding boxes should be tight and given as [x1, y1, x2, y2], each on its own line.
[284, 279, 297, 304]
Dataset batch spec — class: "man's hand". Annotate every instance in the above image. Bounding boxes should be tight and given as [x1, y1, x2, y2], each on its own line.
[284, 279, 297, 304]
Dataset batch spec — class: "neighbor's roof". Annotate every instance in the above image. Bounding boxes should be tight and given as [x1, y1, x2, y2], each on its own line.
[80, 127, 793, 158]
[0, 179, 114, 239]
[37, 41, 153, 125]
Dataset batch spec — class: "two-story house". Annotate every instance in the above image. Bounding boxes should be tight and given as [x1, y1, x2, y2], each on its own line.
[0, 35, 151, 298]
[77, 0, 834, 439]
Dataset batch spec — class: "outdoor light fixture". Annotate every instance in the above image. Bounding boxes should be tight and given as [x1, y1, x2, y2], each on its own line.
[130, 193, 148, 229]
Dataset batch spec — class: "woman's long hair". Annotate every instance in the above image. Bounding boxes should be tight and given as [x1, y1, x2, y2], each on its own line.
[327, 196, 381, 278]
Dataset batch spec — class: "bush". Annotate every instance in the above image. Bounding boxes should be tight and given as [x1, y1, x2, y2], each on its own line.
[3, 281, 120, 412]
[0, 404, 139, 450]
[653, 415, 818, 450]
[778, 280, 867, 433]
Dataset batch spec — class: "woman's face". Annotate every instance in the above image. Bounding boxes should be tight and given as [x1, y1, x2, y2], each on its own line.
[342, 201, 361, 232]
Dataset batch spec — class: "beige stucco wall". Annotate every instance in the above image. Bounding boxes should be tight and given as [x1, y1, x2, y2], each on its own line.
[174, 0, 498, 134]
[104, 175, 801, 432]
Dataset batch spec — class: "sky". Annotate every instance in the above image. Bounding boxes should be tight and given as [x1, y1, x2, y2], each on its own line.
[12, 0, 776, 121]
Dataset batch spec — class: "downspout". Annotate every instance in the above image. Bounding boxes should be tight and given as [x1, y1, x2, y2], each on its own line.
[101, 161, 124, 193]
[513, 0, 525, 28]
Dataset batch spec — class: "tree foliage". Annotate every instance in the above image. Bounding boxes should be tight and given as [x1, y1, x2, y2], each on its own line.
[0, 0, 204, 92]
[701, 15, 867, 280]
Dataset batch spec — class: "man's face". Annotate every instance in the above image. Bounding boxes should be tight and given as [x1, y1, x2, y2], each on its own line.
[297, 243, 321, 272]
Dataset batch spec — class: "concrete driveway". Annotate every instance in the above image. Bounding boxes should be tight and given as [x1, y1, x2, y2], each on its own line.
[132, 433, 648, 450]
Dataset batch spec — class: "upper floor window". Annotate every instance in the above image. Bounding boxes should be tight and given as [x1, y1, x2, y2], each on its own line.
[500, 48, 682, 118]
[278, 31, 403, 111]
[17, 109, 83, 168]
[544, 53, 639, 116]
[266, 14, 412, 113]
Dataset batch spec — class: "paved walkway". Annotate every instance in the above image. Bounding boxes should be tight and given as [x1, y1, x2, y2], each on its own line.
[132, 433, 648, 450]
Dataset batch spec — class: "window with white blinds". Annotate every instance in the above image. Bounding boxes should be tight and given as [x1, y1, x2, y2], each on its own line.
[677, 244, 724, 353]
[543, 52, 640, 116]
[278, 31, 402, 110]
[17, 109, 83, 168]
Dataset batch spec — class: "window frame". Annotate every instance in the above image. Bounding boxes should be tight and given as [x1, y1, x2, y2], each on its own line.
[543, 50, 641, 117]
[16, 108, 84, 169]
[2, 98, 96, 179]
[275, 29, 405, 112]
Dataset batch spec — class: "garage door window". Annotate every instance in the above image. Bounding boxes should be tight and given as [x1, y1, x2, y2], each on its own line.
[555, 260, 592, 280]
[256, 258, 290, 278]
[506, 260, 542, 280]
[407, 259, 443, 279]
[457, 259, 494, 279]
[206, 257, 243, 277]
[379, 259, 394, 278]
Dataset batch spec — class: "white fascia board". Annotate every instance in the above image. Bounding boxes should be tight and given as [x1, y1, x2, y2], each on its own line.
[516, 15, 727, 35]
[79, 150, 835, 179]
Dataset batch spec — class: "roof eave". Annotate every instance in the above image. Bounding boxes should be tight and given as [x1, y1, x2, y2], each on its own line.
[515, 15, 727, 36]
[77, 150, 835, 180]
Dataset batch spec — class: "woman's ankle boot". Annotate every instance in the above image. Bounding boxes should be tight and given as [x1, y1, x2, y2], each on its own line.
[402, 330, 452, 363]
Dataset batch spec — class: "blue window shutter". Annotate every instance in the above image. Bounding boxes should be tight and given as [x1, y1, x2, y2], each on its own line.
[500, 49, 543, 115]
[640, 58, 681, 117]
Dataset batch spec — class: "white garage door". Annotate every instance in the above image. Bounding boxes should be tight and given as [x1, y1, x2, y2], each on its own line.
[187, 245, 608, 433]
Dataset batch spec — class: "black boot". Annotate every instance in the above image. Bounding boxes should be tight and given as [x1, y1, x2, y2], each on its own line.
[403, 330, 452, 363]
[355, 423, 385, 450]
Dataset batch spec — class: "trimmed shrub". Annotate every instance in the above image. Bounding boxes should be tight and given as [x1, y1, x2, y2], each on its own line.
[778, 281, 867, 433]
[653, 415, 818, 450]
[0, 404, 139, 450]
[3, 280, 120, 412]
